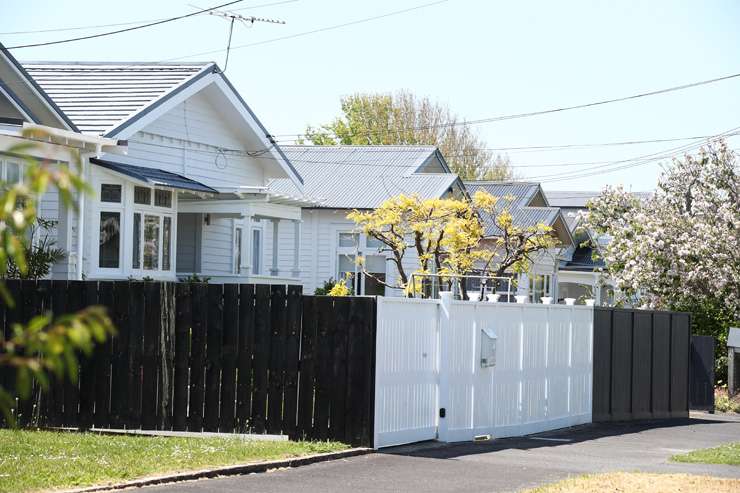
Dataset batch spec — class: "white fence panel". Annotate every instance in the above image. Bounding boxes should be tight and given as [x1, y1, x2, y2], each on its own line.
[374, 297, 593, 448]
[438, 301, 593, 441]
[374, 297, 439, 448]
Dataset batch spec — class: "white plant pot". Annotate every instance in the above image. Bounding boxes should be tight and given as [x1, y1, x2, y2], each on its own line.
[540, 297, 553, 305]
[468, 293, 481, 302]
[585, 298, 595, 306]
[564, 298, 576, 306]
[487, 293, 501, 303]
[514, 295, 528, 304]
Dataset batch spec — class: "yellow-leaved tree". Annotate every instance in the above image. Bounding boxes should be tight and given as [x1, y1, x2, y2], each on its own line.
[347, 190, 559, 296]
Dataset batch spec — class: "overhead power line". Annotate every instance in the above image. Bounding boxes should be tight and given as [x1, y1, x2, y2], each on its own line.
[270, 72, 740, 141]
[164, 0, 451, 61]
[0, 0, 298, 35]
[4, 0, 246, 49]
[126, 129, 740, 169]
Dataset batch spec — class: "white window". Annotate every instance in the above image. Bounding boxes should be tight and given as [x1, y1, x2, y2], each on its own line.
[1, 159, 23, 185]
[98, 182, 124, 270]
[530, 273, 552, 303]
[99, 211, 121, 268]
[336, 231, 387, 295]
[234, 226, 243, 274]
[251, 228, 262, 275]
[132, 187, 174, 274]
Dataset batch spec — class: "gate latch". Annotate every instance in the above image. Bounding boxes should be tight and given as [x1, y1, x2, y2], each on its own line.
[439, 408, 446, 418]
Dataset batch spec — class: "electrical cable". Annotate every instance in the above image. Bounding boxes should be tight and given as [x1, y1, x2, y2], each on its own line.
[4, 0, 245, 49]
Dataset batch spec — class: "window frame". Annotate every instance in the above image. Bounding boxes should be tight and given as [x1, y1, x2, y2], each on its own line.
[233, 221, 245, 275]
[131, 190, 174, 275]
[89, 168, 178, 279]
[530, 272, 553, 303]
[251, 226, 263, 276]
[335, 229, 387, 296]
[0, 158, 24, 185]
[93, 175, 126, 275]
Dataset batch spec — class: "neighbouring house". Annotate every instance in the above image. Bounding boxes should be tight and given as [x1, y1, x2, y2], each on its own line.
[2, 43, 318, 284]
[544, 191, 612, 305]
[465, 181, 574, 302]
[268, 145, 465, 296]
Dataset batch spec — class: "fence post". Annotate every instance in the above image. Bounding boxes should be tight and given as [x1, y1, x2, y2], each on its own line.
[437, 291, 452, 442]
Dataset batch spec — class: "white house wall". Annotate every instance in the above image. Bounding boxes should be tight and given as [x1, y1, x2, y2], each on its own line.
[113, 90, 266, 190]
[299, 209, 420, 296]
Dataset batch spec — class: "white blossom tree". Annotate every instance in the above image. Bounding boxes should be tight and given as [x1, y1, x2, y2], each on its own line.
[583, 141, 739, 377]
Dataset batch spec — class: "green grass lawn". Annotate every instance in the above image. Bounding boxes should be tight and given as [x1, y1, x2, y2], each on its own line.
[671, 441, 740, 465]
[0, 430, 348, 492]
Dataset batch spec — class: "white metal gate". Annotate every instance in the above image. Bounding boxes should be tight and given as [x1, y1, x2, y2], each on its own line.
[374, 296, 594, 449]
[374, 297, 439, 448]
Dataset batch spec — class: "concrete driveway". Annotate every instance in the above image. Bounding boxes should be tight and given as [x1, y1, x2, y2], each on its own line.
[142, 413, 740, 493]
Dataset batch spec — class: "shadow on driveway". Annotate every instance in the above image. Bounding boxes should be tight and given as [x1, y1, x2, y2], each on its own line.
[381, 416, 736, 460]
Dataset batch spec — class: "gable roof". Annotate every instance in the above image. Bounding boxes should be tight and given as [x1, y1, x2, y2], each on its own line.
[19, 60, 303, 190]
[465, 181, 572, 245]
[268, 145, 460, 208]
[21, 61, 213, 135]
[0, 43, 78, 130]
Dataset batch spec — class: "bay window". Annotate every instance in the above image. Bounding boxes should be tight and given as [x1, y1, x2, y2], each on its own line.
[94, 175, 176, 277]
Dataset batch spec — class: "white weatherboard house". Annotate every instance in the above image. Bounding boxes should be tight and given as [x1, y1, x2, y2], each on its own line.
[465, 182, 574, 302]
[5, 55, 318, 284]
[268, 146, 465, 295]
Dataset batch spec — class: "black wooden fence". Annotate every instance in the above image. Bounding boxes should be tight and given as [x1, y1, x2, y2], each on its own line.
[0, 280, 376, 446]
[593, 307, 690, 422]
[689, 335, 715, 412]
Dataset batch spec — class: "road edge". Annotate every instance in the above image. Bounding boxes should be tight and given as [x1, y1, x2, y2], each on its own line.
[60, 448, 373, 492]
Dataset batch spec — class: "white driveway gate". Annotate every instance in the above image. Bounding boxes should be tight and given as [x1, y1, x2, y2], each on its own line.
[374, 296, 593, 448]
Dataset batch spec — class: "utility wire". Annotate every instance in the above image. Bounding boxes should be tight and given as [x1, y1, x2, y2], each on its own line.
[0, 0, 297, 35]
[128, 131, 740, 169]
[4, 0, 246, 49]
[163, 0, 451, 61]
[270, 72, 740, 141]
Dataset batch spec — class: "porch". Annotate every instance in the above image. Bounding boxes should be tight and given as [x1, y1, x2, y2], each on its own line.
[84, 159, 311, 285]
[176, 189, 312, 285]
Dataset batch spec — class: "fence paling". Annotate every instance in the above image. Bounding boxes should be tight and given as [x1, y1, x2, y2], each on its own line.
[0, 280, 376, 446]
[592, 307, 690, 422]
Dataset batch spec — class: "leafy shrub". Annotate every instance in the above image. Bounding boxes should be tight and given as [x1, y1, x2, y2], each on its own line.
[314, 278, 336, 295]
[5, 218, 65, 280]
[715, 385, 740, 413]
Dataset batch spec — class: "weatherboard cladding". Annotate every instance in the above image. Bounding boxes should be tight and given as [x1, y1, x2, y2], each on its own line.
[90, 157, 218, 193]
[21, 62, 211, 135]
[465, 181, 562, 236]
[268, 145, 457, 208]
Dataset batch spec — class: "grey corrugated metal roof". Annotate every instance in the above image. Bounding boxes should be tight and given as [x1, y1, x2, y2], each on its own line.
[268, 145, 456, 208]
[21, 62, 212, 135]
[465, 181, 563, 236]
[544, 190, 600, 208]
[90, 157, 217, 193]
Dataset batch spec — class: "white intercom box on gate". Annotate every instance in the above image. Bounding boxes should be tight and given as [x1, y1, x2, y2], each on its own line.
[481, 327, 497, 368]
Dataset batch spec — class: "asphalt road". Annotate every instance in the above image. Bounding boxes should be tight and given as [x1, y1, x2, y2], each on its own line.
[141, 413, 740, 493]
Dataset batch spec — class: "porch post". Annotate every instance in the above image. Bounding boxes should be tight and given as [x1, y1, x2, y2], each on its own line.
[291, 219, 301, 278]
[270, 218, 280, 276]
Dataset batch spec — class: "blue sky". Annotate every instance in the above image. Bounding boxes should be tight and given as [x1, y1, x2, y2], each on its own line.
[3, 0, 739, 191]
